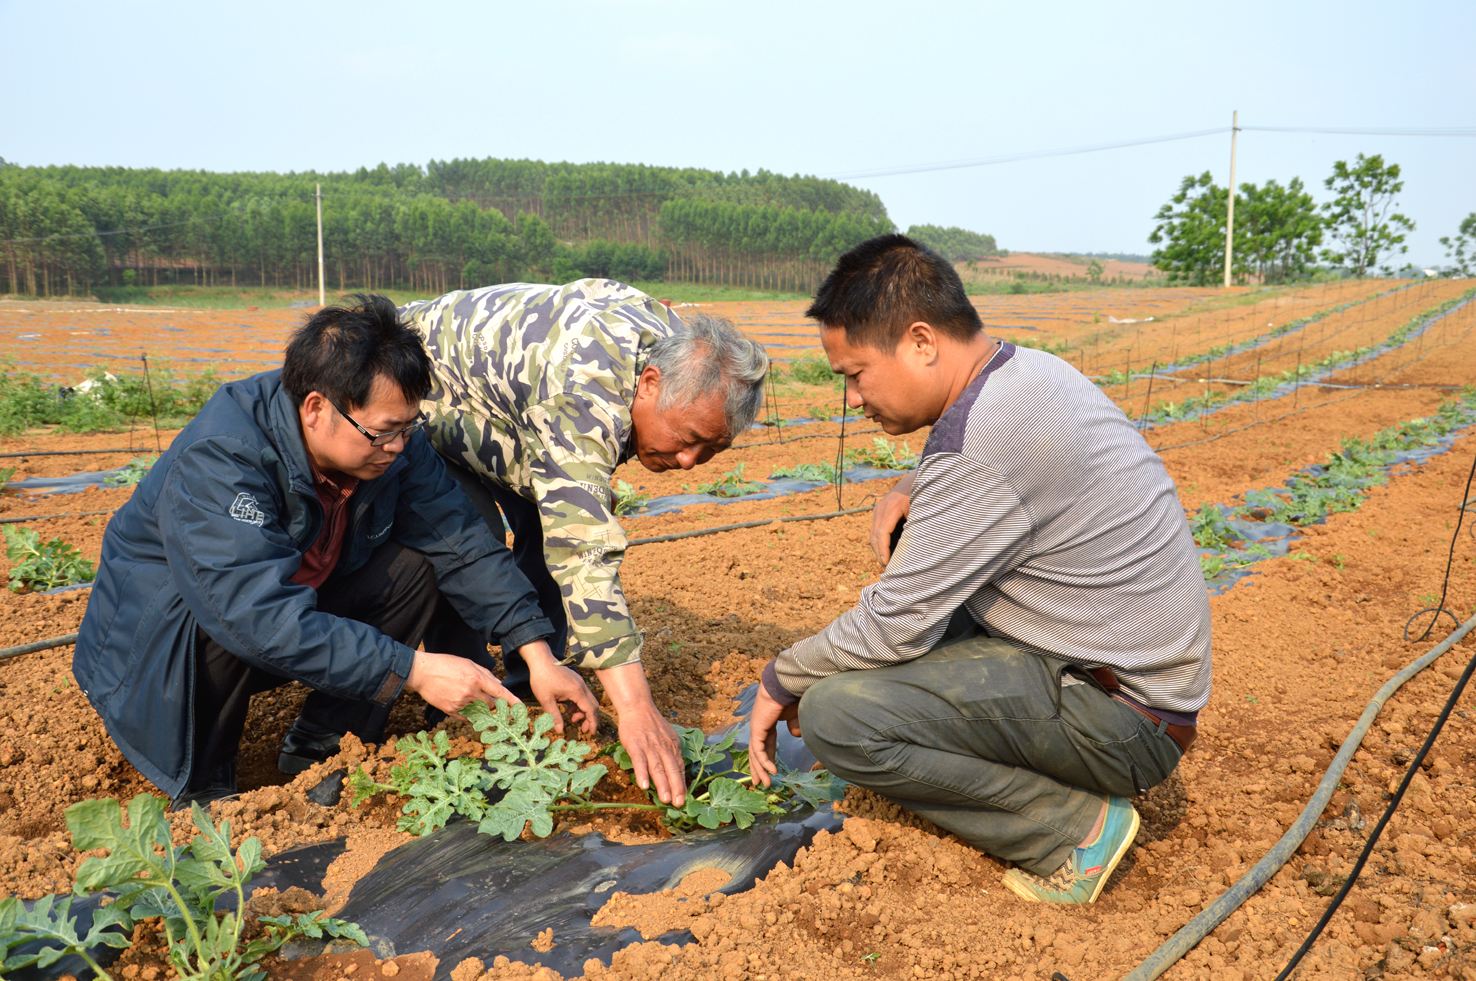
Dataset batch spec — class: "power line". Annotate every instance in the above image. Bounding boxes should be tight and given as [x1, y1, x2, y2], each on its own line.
[826, 128, 1229, 180]
[1243, 124, 1476, 137]
[7, 120, 1474, 249]
[825, 122, 1476, 181]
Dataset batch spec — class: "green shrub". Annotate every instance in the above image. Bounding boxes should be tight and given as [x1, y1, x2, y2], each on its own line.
[0, 794, 366, 980]
[845, 437, 919, 471]
[0, 364, 220, 435]
[770, 462, 840, 483]
[104, 456, 159, 487]
[696, 464, 765, 497]
[348, 700, 839, 841]
[782, 356, 838, 386]
[612, 479, 649, 515]
[3, 527, 96, 592]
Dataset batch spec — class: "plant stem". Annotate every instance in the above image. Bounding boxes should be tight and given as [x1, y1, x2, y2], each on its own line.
[76, 947, 113, 980]
[157, 876, 207, 974]
[548, 801, 665, 813]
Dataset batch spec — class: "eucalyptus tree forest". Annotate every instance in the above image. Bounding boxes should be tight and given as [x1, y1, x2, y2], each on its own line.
[0, 157, 963, 297]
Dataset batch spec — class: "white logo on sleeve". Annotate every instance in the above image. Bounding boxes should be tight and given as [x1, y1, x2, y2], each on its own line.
[228, 492, 266, 526]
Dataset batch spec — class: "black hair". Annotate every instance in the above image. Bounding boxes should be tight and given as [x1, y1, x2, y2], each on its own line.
[281, 293, 431, 408]
[805, 233, 983, 350]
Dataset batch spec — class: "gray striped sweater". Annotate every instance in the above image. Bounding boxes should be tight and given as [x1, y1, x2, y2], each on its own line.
[770, 343, 1213, 714]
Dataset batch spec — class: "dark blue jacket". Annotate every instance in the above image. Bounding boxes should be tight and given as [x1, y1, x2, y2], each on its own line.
[74, 370, 553, 798]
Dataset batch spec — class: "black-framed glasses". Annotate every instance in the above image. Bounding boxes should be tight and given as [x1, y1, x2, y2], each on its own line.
[328, 398, 425, 448]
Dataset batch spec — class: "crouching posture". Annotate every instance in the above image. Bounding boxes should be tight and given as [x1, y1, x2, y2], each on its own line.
[402, 279, 768, 806]
[750, 235, 1212, 904]
[74, 296, 596, 808]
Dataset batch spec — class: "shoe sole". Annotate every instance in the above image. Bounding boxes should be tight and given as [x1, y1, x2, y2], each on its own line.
[1001, 804, 1141, 905]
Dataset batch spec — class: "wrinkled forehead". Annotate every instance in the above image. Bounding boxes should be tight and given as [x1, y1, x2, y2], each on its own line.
[669, 390, 732, 444]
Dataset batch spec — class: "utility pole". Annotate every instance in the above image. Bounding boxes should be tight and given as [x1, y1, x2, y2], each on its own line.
[1222, 110, 1239, 289]
[315, 183, 326, 307]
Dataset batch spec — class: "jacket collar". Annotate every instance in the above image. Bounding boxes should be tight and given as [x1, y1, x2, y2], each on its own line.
[265, 375, 319, 495]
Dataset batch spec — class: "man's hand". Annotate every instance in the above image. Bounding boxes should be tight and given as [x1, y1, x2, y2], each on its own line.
[407, 650, 516, 715]
[748, 679, 801, 789]
[869, 470, 916, 566]
[596, 661, 686, 806]
[521, 641, 599, 736]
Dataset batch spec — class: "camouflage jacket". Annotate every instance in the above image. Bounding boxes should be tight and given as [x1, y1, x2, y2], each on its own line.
[401, 280, 683, 670]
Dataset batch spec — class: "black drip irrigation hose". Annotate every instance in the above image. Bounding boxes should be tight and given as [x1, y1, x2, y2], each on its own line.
[1120, 609, 1476, 981]
[0, 632, 79, 662]
[0, 509, 116, 525]
[1405, 448, 1476, 643]
[0, 508, 879, 663]
[627, 504, 871, 547]
[1276, 633, 1476, 978]
[0, 448, 160, 459]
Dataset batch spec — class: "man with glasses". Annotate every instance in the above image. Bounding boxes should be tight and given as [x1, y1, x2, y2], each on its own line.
[74, 295, 598, 808]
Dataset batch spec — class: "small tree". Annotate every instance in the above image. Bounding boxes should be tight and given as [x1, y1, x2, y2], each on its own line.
[1238, 178, 1322, 283]
[1149, 173, 1236, 285]
[1319, 154, 1415, 277]
[1439, 213, 1476, 277]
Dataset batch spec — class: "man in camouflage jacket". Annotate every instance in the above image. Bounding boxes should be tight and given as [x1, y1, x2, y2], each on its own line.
[401, 279, 768, 805]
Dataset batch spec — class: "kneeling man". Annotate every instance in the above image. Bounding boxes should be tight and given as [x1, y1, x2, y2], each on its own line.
[751, 235, 1211, 904]
[75, 295, 596, 807]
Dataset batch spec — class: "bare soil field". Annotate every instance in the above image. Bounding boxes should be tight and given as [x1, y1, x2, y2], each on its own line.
[965, 253, 1161, 282]
[2, 283, 1475, 980]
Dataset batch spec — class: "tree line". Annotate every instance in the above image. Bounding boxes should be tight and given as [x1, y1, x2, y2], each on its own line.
[904, 224, 1000, 262]
[1149, 153, 1470, 284]
[0, 158, 940, 297]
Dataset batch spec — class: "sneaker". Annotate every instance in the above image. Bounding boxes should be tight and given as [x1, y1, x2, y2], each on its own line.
[1001, 796, 1140, 904]
[277, 720, 345, 775]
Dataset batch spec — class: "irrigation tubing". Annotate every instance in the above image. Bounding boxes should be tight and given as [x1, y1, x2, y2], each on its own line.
[1121, 609, 1476, 981]
[627, 504, 871, 546]
[1404, 447, 1476, 643]
[0, 506, 880, 664]
[0, 447, 162, 459]
[1275, 635, 1476, 977]
[0, 632, 79, 663]
[0, 509, 115, 525]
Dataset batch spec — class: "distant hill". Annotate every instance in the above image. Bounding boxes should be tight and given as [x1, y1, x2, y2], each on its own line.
[0, 158, 898, 297]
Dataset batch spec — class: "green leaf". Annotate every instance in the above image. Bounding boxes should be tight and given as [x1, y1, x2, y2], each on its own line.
[0, 893, 133, 973]
[477, 788, 550, 841]
[67, 795, 173, 893]
[775, 767, 846, 809]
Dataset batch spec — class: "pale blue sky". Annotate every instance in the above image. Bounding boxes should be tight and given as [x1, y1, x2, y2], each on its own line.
[4, 0, 1473, 266]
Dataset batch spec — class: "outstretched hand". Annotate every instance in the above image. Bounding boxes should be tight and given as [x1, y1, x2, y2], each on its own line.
[596, 660, 687, 806]
[617, 700, 686, 806]
[748, 680, 800, 789]
[407, 650, 517, 715]
[527, 657, 599, 736]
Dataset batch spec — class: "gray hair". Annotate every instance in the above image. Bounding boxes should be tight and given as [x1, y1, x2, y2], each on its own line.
[647, 313, 769, 436]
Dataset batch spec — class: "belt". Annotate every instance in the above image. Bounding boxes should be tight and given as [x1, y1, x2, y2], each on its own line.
[1111, 693, 1197, 754]
[1086, 666, 1197, 755]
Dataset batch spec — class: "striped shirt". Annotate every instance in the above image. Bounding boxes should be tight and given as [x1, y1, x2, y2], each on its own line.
[769, 343, 1213, 714]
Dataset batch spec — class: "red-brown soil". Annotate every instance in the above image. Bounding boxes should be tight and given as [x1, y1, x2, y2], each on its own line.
[966, 253, 1161, 282]
[2, 286, 1476, 979]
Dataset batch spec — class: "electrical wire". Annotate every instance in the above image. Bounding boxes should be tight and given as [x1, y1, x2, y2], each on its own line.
[1242, 124, 1476, 138]
[1275, 635, 1476, 977]
[1405, 449, 1476, 641]
[827, 128, 1228, 180]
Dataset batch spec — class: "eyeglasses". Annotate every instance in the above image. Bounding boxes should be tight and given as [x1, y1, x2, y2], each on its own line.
[328, 398, 425, 448]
